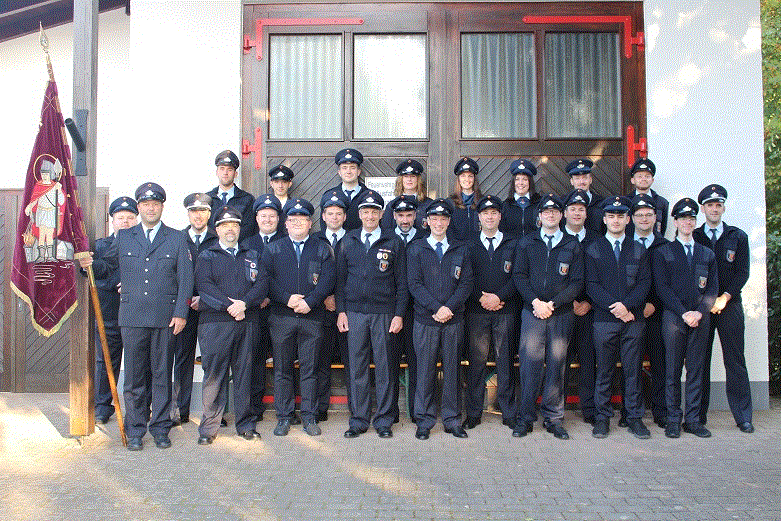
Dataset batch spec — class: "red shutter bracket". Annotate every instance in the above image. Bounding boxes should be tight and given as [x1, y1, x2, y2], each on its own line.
[241, 127, 263, 171]
[626, 125, 648, 167]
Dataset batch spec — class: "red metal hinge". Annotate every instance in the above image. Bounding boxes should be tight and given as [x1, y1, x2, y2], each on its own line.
[626, 125, 648, 167]
[244, 17, 364, 60]
[241, 127, 263, 171]
[523, 15, 644, 58]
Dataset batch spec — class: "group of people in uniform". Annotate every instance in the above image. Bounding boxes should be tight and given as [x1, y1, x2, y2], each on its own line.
[78, 147, 755, 450]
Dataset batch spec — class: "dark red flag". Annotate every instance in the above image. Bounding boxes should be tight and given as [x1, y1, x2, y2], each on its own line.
[10, 80, 89, 336]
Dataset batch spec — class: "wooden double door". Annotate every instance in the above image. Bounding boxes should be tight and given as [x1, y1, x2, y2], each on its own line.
[241, 1, 646, 223]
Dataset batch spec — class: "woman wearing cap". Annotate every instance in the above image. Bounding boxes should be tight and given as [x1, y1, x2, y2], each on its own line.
[380, 159, 432, 231]
[448, 157, 483, 242]
[501, 159, 541, 239]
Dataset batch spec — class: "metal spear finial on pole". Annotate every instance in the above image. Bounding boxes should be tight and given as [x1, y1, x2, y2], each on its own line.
[39, 22, 55, 82]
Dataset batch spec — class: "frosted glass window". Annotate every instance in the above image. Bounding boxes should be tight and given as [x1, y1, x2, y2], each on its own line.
[545, 33, 621, 138]
[461, 33, 536, 138]
[354, 34, 427, 139]
[269, 35, 343, 139]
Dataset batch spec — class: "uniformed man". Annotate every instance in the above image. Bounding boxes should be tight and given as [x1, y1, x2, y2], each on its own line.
[172, 193, 218, 426]
[207, 150, 257, 242]
[313, 190, 350, 422]
[267, 165, 294, 234]
[652, 198, 718, 438]
[561, 189, 600, 425]
[195, 207, 266, 444]
[80, 182, 194, 451]
[512, 194, 583, 440]
[587, 196, 652, 439]
[388, 195, 424, 422]
[406, 198, 473, 440]
[693, 185, 754, 433]
[321, 149, 368, 231]
[626, 158, 668, 237]
[566, 159, 604, 234]
[631, 193, 669, 428]
[463, 195, 518, 430]
[336, 191, 407, 438]
[91, 196, 138, 425]
[261, 198, 335, 436]
[241, 194, 284, 421]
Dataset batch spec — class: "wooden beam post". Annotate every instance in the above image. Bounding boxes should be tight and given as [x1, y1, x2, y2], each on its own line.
[69, 0, 98, 437]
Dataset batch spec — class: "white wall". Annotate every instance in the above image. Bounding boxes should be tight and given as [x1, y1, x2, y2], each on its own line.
[644, 1, 768, 397]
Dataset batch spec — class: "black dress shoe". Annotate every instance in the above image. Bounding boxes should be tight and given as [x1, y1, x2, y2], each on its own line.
[665, 422, 681, 438]
[127, 437, 143, 451]
[543, 419, 569, 440]
[316, 411, 328, 422]
[303, 421, 321, 436]
[377, 428, 393, 438]
[153, 434, 172, 449]
[502, 418, 516, 429]
[462, 416, 481, 429]
[618, 415, 628, 428]
[444, 426, 468, 438]
[583, 415, 595, 426]
[627, 419, 651, 439]
[344, 427, 365, 438]
[273, 419, 291, 436]
[290, 415, 302, 425]
[512, 422, 530, 438]
[198, 434, 215, 445]
[738, 422, 755, 433]
[415, 427, 430, 440]
[171, 416, 188, 427]
[682, 422, 711, 438]
[239, 430, 261, 440]
[220, 418, 228, 427]
[592, 419, 609, 439]
[654, 417, 667, 429]
[95, 414, 110, 425]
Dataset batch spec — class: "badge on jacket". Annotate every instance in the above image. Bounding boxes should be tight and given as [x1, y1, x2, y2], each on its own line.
[504, 260, 512, 273]
[559, 262, 569, 276]
[378, 259, 389, 272]
[726, 250, 735, 262]
[699, 276, 707, 289]
[453, 265, 461, 279]
[312, 272, 319, 284]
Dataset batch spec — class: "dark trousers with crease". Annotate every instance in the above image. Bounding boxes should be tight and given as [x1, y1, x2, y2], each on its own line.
[389, 305, 416, 421]
[249, 306, 271, 419]
[643, 317, 667, 421]
[95, 323, 123, 419]
[269, 314, 321, 423]
[700, 300, 753, 425]
[593, 319, 645, 421]
[571, 310, 595, 418]
[346, 312, 395, 430]
[198, 320, 257, 437]
[516, 308, 572, 424]
[662, 309, 710, 425]
[121, 326, 175, 439]
[414, 319, 463, 430]
[171, 307, 198, 422]
[465, 312, 515, 421]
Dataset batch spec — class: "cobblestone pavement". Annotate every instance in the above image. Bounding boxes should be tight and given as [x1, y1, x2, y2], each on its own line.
[1, 393, 779, 521]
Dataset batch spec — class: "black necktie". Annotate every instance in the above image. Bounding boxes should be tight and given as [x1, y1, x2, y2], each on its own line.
[221, 192, 228, 204]
[345, 189, 354, 200]
[614, 239, 621, 263]
[146, 228, 153, 244]
[264, 235, 270, 245]
[227, 247, 236, 258]
[365, 233, 372, 252]
[435, 241, 444, 261]
[401, 232, 409, 245]
[487, 236, 495, 256]
[294, 241, 302, 262]
[638, 236, 647, 250]
[545, 234, 553, 251]
[194, 234, 201, 250]
[686, 243, 693, 265]
[331, 233, 338, 249]
[710, 229, 718, 244]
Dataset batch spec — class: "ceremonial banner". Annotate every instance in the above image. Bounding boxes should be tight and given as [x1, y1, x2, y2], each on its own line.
[10, 79, 89, 336]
